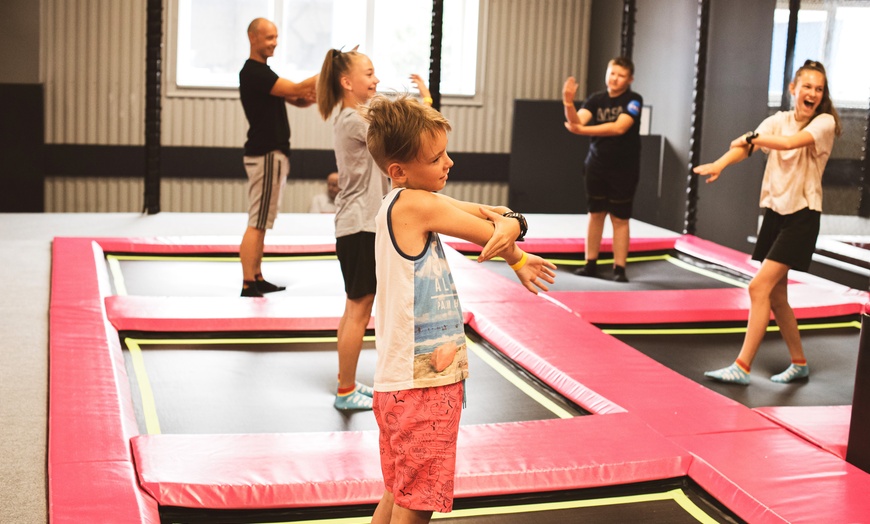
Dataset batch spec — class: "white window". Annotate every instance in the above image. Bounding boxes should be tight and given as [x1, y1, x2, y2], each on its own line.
[168, 0, 481, 99]
[769, 0, 870, 108]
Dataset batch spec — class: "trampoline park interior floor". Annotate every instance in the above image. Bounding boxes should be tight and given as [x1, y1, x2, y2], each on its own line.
[39, 212, 870, 523]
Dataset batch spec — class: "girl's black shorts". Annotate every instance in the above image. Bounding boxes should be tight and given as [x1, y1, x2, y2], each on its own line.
[752, 207, 820, 273]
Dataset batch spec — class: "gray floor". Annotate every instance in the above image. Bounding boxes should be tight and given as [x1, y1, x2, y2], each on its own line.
[0, 211, 866, 523]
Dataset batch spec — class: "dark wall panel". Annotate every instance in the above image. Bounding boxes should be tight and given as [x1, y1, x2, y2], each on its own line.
[508, 100, 586, 213]
[695, 0, 776, 253]
[508, 99, 663, 219]
[0, 84, 44, 212]
[42, 145, 508, 183]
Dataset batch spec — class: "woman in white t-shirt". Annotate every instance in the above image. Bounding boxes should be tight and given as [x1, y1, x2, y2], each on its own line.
[693, 59, 842, 386]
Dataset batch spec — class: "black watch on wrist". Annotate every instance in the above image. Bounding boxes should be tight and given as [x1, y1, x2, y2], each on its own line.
[502, 212, 528, 241]
[745, 131, 759, 157]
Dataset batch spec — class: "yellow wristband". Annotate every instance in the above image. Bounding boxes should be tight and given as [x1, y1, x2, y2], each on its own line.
[510, 251, 528, 271]
[423, 96, 433, 106]
[563, 101, 575, 107]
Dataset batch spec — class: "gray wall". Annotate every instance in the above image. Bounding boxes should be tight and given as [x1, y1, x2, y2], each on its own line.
[696, 0, 776, 251]
[586, 0, 776, 252]
[585, 0, 622, 98]
[632, 0, 699, 234]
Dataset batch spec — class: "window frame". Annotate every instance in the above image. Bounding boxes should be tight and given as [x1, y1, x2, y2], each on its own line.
[768, 2, 870, 109]
[163, 0, 488, 107]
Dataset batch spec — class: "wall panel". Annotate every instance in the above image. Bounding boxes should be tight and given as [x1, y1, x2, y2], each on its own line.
[40, 0, 583, 212]
[41, 0, 589, 152]
[42, 0, 146, 145]
[45, 177, 507, 213]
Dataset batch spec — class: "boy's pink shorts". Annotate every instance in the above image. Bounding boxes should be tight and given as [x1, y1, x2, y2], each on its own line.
[373, 381, 464, 513]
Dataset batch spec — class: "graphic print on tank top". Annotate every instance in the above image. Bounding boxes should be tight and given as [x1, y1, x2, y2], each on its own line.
[412, 236, 468, 386]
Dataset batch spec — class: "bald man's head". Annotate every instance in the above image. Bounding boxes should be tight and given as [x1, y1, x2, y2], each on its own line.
[247, 18, 278, 62]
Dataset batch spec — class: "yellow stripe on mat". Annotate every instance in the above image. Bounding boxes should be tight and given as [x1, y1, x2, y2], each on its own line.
[465, 339, 574, 419]
[124, 338, 162, 435]
[268, 488, 720, 523]
[663, 255, 747, 288]
[603, 320, 861, 336]
[106, 254, 336, 262]
[106, 256, 128, 296]
[466, 254, 668, 267]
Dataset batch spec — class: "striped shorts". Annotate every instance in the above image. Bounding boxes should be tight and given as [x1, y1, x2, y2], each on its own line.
[244, 151, 289, 230]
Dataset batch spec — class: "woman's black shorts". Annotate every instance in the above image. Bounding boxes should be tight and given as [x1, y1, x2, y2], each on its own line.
[752, 207, 820, 273]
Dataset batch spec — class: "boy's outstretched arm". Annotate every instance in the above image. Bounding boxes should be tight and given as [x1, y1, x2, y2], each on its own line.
[433, 194, 519, 262]
[401, 191, 555, 294]
[504, 245, 557, 295]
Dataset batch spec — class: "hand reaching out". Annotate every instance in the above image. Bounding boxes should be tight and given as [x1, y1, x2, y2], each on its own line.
[409, 74, 431, 100]
[515, 253, 557, 294]
[693, 163, 722, 183]
[563, 76, 578, 104]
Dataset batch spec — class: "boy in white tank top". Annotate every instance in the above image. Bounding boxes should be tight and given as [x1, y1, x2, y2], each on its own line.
[361, 95, 556, 523]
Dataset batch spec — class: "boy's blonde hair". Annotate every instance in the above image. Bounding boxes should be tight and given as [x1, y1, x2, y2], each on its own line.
[360, 94, 452, 173]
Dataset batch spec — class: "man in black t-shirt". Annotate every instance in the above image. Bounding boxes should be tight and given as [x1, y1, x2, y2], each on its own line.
[238, 18, 318, 297]
[562, 57, 643, 282]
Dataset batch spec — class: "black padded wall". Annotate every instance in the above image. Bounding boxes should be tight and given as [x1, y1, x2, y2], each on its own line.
[508, 100, 586, 214]
[508, 99, 662, 220]
[0, 84, 44, 212]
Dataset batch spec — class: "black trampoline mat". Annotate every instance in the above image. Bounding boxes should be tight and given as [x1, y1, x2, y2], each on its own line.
[107, 255, 345, 297]
[611, 325, 861, 408]
[122, 332, 585, 435]
[480, 253, 745, 292]
[160, 478, 742, 524]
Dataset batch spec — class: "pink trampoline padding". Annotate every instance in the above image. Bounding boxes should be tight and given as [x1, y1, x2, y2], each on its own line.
[132, 414, 692, 509]
[446, 236, 677, 255]
[447, 248, 556, 307]
[106, 295, 353, 333]
[464, 299, 776, 436]
[675, 235, 763, 276]
[549, 283, 866, 325]
[455, 414, 692, 496]
[133, 431, 383, 509]
[49, 460, 159, 524]
[94, 237, 336, 255]
[49, 239, 160, 522]
[754, 405, 852, 459]
[677, 235, 870, 297]
[105, 297, 472, 334]
[675, 429, 870, 524]
[50, 235, 870, 521]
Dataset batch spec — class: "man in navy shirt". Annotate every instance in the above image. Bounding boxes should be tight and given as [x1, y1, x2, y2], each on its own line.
[238, 17, 318, 297]
[563, 57, 643, 282]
